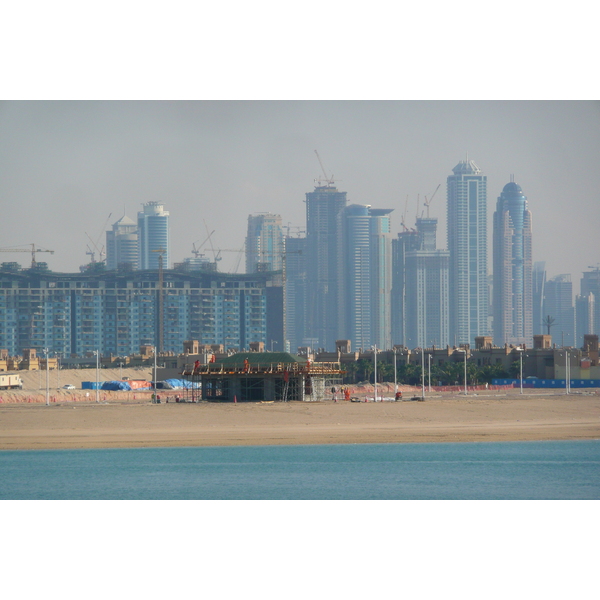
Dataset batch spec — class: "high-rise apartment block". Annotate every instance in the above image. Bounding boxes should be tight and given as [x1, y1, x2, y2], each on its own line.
[532, 261, 547, 335]
[404, 218, 450, 349]
[106, 214, 138, 271]
[492, 180, 533, 347]
[138, 201, 169, 270]
[284, 235, 307, 353]
[579, 267, 600, 340]
[336, 205, 393, 350]
[305, 183, 347, 350]
[0, 267, 281, 357]
[544, 274, 575, 346]
[447, 159, 488, 346]
[391, 229, 420, 346]
[245, 213, 284, 273]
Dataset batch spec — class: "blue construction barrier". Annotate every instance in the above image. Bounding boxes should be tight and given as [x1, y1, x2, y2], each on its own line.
[493, 378, 600, 388]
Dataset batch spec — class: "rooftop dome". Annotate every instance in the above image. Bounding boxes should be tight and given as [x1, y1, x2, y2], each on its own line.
[502, 181, 522, 194]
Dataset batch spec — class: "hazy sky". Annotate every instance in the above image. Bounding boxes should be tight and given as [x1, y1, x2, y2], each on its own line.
[0, 101, 598, 293]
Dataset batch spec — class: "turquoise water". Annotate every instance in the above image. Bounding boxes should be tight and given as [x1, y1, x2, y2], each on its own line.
[1, 440, 598, 500]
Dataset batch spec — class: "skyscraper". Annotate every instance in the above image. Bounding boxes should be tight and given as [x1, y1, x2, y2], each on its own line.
[137, 201, 169, 270]
[245, 213, 284, 273]
[544, 274, 575, 346]
[106, 214, 138, 271]
[580, 267, 600, 338]
[532, 261, 547, 335]
[391, 228, 420, 346]
[492, 180, 533, 347]
[404, 218, 450, 349]
[284, 235, 307, 353]
[305, 183, 347, 350]
[336, 205, 393, 350]
[447, 158, 488, 346]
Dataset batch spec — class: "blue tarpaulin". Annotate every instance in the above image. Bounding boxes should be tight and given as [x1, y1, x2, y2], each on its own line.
[101, 381, 132, 391]
[163, 378, 201, 390]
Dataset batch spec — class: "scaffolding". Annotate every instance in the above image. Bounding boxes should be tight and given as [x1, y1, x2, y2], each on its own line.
[180, 354, 343, 402]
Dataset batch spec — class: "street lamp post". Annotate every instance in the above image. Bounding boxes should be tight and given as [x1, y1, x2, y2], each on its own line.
[565, 349, 570, 395]
[44, 348, 49, 406]
[94, 350, 100, 403]
[517, 347, 524, 395]
[154, 347, 158, 393]
[428, 354, 432, 393]
[457, 348, 468, 395]
[393, 347, 397, 396]
[373, 345, 378, 402]
[421, 348, 425, 399]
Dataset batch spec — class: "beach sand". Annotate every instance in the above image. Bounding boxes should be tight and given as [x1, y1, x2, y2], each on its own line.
[1, 389, 599, 450]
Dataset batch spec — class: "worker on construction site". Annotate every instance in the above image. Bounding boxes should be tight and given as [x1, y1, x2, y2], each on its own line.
[243, 358, 250, 373]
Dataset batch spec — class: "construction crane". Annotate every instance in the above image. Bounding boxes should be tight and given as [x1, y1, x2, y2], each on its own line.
[192, 230, 215, 258]
[314, 150, 335, 186]
[84, 212, 112, 264]
[422, 184, 441, 218]
[0, 244, 54, 268]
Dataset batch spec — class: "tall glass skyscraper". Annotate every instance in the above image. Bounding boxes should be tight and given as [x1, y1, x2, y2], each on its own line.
[544, 274, 575, 346]
[404, 218, 449, 349]
[245, 213, 284, 274]
[138, 201, 169, 270]
[336, 205, 393, 350]
[532, 261, 547, 335]
[106, 214, 138, 271]
[492, 180, 533, 347]
[305, 183, 347, 350]
[447, 159, 488, 346]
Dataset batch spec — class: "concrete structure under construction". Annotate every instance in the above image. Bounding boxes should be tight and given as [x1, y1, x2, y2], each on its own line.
[181, 351, 343, 402]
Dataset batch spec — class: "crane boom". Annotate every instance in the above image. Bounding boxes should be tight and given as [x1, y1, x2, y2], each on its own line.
[0, 244, 54, 268]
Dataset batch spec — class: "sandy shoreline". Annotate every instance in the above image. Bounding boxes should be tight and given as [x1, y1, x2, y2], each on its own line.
[1, 391, 599, 450]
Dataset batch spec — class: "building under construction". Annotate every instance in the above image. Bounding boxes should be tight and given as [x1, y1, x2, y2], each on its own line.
[180, 352, 343, 402]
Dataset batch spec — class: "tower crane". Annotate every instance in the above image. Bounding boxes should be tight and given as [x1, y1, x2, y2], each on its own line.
[192, 230, 215, 258]
[422, 184, 441, 218]
[314, 150, 335, 186]
[0, 244, 54, 268]
[84, 212, 112, 264]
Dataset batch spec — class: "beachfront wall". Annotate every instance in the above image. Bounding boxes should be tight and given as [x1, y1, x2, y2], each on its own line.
[493, 379, 600, 388]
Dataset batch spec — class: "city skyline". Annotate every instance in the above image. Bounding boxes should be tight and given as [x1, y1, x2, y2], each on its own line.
[0, 101, 598, 297]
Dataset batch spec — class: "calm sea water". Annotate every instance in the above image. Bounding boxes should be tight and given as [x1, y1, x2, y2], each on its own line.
[1, 440, 599, 500]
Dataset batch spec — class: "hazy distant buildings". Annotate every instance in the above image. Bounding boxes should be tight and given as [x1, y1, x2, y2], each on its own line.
[284, 235, 307, 353]
[576, 293, 595, 347]
[336, 205, 393, 350]
[447, 159, 488, 346]
[532, 261, 547, 335]
[391, 228, 420, 346]
[245, 213, 284, 274]
[580, 268, 600, 337]
[404, 218, 450, 348]
[305, 183, 347, 350]
[544, 274, 575, 346]
[492, 180, 533, 347]
[138, 201, 170, 270]
[106, 214, 138, 271]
